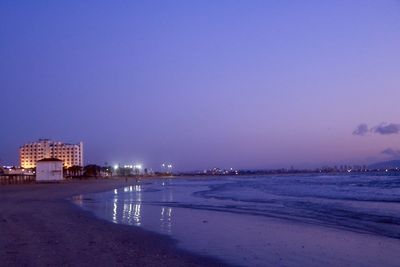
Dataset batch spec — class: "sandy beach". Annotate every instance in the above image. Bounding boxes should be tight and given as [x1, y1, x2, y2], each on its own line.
[0, 178, 225, 267]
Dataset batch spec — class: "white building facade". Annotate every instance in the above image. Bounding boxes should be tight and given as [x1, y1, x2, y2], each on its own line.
[36, 158, 63, 181]
[20, 139, 83, 168]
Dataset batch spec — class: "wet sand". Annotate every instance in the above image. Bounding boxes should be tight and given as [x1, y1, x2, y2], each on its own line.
[0, 178, 226, 267]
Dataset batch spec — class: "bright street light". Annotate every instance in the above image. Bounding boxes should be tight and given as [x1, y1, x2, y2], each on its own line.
[134, 164, 142, 170]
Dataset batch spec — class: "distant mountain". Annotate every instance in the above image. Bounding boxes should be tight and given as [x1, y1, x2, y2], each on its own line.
[369, 160, 400, 169]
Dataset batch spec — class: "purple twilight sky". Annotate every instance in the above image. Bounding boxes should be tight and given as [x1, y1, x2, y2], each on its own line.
[1, 1, 400, 171]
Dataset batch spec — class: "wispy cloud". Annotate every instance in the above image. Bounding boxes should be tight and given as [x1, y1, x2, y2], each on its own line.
[381, 148, 400, 158]
[352, 123, 369, 136]
[353, 122, 400, 136]
[372, 123, 400, 135]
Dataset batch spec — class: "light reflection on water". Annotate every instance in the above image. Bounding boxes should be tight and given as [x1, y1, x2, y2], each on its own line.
[160, 207, 173, 233]
[71, 194, 83, 205]
[112, 197, 117, 223]
[91, 184, 173, 233]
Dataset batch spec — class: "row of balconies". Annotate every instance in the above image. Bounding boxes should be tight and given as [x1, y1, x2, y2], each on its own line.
[20, 150, 79, 153]
[20, 153, 79, 156]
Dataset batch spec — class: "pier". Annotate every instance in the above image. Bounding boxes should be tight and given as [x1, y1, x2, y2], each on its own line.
[0, 175, 36, 185]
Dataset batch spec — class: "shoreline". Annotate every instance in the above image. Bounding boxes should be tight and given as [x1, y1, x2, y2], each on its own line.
[0, 178, 229, 267]
[77, 176, 400, 267]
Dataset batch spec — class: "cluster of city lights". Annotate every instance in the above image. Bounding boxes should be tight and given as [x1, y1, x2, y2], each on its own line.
[110, 162, 175, 173]
[113, 164, 143, 170]
[161, 163, 173, 169]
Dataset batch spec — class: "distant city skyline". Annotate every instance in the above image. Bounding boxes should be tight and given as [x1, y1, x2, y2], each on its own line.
[1, 1, 400, 171]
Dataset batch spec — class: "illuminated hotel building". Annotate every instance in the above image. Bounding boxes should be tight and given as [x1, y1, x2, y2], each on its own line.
[20, 139, 83, 168]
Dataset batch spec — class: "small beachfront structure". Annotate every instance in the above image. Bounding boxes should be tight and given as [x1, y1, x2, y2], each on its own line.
[36, 158, 63, 182]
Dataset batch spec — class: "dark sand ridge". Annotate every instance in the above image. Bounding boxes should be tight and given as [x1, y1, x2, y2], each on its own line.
[0, 178, 227, 267]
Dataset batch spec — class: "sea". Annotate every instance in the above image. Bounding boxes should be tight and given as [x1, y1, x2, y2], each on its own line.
[73, 174, 400, 267]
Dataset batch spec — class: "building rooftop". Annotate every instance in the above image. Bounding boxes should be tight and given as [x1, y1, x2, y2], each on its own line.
[37, 158, 63, 162]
